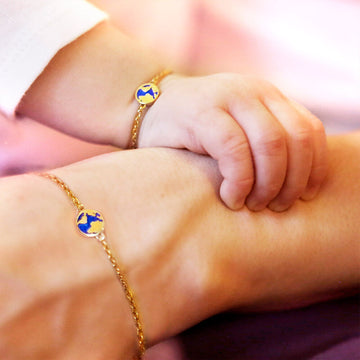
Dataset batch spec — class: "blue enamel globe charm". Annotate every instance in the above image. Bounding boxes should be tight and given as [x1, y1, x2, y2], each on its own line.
[76, 209, 105, 237]
[135, 83, 160, 105]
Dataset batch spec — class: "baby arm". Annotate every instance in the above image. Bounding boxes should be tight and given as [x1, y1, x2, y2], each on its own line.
[17, 22, 327, 211]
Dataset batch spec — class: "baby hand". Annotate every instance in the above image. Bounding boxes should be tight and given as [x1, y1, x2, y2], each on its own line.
[138, 73, 328, 211]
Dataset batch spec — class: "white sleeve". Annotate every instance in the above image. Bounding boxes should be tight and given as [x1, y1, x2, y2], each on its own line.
[0, 0, 108, 117]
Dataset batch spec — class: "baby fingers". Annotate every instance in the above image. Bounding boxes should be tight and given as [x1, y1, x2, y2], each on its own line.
[195, 109, 254, 210]
[203, 97, 327, 212]
[263, 98, 328, 211]
[232, 103, 289, 211]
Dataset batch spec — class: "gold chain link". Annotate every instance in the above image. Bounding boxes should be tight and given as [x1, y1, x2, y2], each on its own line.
[40, 173, 85, 211]
[130, 104, 146, 149]
[38, 173, 146, 359]
[130, 69, 172, 149]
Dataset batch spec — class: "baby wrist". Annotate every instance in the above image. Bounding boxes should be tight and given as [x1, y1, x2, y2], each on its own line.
[129, 69, 172, 149]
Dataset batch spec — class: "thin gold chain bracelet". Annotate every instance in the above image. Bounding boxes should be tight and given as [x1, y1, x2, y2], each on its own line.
[37, 172, 146, 360]
[129, 69, 172, 149]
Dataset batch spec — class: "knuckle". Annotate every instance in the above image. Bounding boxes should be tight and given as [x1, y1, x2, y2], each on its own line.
[295, 110, 325, 139]
[312, 118, 326, 138]
[261, 181, 282, 200]
[257, 78, 277, 92]
[236, 176, 254, 193]
[255, 131, 286, 157]
[254, 78, 281, 100]
[292, 127, 313, 149]
[252, 180, 282, 204]
[218, 133, 255, 190]
[221, 132, 249, 159]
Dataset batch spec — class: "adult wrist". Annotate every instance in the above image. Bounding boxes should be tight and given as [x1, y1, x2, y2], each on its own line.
[0, 174, 140, 359]
[50, 148, 241, 344]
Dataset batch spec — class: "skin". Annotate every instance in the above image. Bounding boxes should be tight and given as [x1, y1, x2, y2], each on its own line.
[16, 21, 328, 212]
[0, 133, 358, 359]
[1, 3, 356, 359]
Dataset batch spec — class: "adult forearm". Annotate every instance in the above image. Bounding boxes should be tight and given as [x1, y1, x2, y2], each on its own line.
[44, 132, 360, 333]
[231, 132, 360, 311]
[0, 133, 359, 359]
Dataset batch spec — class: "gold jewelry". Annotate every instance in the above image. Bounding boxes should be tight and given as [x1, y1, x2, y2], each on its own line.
[130, 69, 172, 149]
[37, 173, 146, 360]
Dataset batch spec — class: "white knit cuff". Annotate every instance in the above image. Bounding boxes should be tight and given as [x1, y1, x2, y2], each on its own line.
[0, 0, 108, 117]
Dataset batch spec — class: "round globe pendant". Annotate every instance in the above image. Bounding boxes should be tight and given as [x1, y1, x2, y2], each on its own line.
[135, 83, 160, 105]
[76, 209, 105, 237]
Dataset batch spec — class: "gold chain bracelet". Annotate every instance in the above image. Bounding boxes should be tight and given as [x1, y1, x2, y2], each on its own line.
[129, 69, 172, 149]
[37, 173, 146, 359]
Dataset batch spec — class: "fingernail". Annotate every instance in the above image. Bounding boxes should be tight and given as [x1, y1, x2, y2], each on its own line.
[226, 197, 245, 211]
[268, 201, 290, 212]
[301, 184, 320, 201]
[245, 199, 266, 212]
[232, 199, 245, 211]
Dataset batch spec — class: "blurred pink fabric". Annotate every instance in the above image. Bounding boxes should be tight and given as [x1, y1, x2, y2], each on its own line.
[1, 0, 359, 177]
[99, 0, 360, 131]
